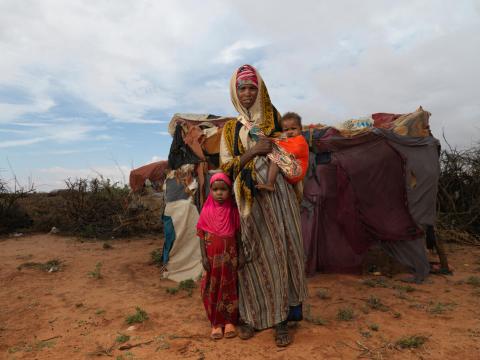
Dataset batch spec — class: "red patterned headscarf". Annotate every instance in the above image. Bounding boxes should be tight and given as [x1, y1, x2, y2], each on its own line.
[236, 64, 258, 88]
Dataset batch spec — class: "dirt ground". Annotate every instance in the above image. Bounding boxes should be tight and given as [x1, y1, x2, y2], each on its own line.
[1, 234, 479, 360]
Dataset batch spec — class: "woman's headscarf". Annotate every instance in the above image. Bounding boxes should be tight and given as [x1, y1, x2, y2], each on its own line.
[197, 173, 240, 237]
[229, 64, 282, 137]
[221, 65, 282, 217]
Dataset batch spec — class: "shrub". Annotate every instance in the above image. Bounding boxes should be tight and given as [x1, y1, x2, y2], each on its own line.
[396, 335, 428, 349]
[0, 178, 33, 234]
[336, 307, 354, 321]
[125, 307, 149, 325]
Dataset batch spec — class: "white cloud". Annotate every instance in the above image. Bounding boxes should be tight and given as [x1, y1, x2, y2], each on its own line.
[1, 0, 479, 187]
[0, 137, 46, 148]
[150, 155, 166, 162]
[215, 40, 265, 64]
[112, 119, 168, 124]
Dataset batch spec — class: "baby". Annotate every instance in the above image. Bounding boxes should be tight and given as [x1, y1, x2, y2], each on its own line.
[256, 112, 309, 192]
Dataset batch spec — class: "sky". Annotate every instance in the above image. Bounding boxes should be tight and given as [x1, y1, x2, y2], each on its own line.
[1, 0, 479, 191]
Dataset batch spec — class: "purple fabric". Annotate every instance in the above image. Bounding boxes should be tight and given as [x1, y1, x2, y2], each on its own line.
[301, 134, 424, 276]
[302, 163, 366, 275]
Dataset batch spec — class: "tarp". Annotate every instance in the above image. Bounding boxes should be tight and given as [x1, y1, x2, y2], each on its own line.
[161, 199, 203, 282]
[129, 161, 169, 192]
[301, 107, 438, 281]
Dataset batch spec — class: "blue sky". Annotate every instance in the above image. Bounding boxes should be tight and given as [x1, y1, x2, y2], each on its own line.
[1, 0, 479, 191]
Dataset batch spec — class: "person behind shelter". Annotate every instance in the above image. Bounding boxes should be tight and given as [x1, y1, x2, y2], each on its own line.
[197, 172, 243, 340]
[220, 64, 308, 347]
[255, 112, 309, 192]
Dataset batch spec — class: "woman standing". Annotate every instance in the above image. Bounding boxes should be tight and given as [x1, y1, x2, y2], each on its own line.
[220, 65, 308, 347]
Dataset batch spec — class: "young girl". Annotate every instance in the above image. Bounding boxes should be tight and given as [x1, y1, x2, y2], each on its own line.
[197, 173, 242, 340]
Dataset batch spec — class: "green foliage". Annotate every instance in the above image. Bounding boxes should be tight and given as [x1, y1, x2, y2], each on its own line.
[115, 333, 130, 343]
[369, 323, 379, 331]
[366, 296, 389, 311]
[392, 311, 402, 318]
[360, 330, 372, 338]
[125, 307, 149, 324]
[166, 279, 197, 296]
[427, 301, 455, 315]
[361, 278, 389, 288]
[316, 289, 330, 300]
[88, 262, 103, 279]
[95, 309, 106, 315]
[8, 339, 56, 353]
[150, 248, 163, 267]
[396, 335, 428, 349]
[393, 284, 415, 293]
[178, 279, 196, 295]
[103, 242, 113, 250]
[336, 307, 354, 321]
[166, 287, 179, 295]
[466, 276, 480, 287]
[17, 259, 61, 272]
[304, 304, 328, 325]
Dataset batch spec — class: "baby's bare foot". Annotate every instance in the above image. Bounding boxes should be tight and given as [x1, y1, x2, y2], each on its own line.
[256, 183, 275, 192]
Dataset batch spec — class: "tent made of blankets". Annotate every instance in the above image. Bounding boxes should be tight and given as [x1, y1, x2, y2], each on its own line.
[301, 107, 441, 282]
[129, 160, 169, 193]
[160, 114, 234, 282]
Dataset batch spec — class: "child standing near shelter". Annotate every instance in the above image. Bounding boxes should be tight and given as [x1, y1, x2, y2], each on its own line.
[197, 173, 242, 340]
[256, 112, 309, 192]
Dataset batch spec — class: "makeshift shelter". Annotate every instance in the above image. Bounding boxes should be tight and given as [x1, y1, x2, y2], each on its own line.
[129, 160, 169, 192]
[301, 107, 441, 281]
[160, 114, 233, 282]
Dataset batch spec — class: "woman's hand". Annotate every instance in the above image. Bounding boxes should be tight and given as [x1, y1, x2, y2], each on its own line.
[252, 136, 273, 156]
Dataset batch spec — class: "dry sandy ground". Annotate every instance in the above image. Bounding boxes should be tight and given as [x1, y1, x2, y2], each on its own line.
[1, 234, 480, 360]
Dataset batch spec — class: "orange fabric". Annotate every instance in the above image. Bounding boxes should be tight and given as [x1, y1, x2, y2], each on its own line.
[203, 131, 222, 154]
[129, 161, 169, 192]
[274, 135, 309, 184]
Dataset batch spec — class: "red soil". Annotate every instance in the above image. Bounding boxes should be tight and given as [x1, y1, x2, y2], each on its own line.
[1, 234, 479, 359]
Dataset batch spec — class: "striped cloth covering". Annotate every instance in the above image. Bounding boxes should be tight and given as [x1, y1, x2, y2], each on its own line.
[238, 157, 308, 329]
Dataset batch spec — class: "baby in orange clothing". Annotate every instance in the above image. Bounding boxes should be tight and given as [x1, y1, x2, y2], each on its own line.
[256, 112, 309, 192]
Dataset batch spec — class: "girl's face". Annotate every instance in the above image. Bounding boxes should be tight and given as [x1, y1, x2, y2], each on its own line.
[211, 180, 230, 204]
[237, 84, 258, 109]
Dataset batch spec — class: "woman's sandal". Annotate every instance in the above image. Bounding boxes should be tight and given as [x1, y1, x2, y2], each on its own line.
[224, 324, 237, 339]
[274, 322, 291, 347]
[210, 327, 223, 340]
[238, 323, 254, 340]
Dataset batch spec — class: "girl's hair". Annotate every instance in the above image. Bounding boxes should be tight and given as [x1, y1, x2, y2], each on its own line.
[281, 112, 302, 127]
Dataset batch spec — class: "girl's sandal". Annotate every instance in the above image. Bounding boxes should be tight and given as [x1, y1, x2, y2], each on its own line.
[224, 324, 237, 339]
[210, 327, 223, 340]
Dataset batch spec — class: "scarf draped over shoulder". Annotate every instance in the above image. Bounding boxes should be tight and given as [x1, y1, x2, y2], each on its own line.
[220, 65, 282, 217]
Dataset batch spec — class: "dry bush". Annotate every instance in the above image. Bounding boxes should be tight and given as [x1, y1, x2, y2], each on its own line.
[0, 178, 33, 234]
[16, 177, 163, 239]
[59, 177, 129, 238]
[437, 145, 480, 241]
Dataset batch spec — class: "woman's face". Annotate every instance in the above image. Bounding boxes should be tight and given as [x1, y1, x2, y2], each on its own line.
[211, 180, 230, 204]
[237, 84, 258, 109]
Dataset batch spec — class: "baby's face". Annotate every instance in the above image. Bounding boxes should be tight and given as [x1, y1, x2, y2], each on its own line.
[282, 118, 302, 138]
